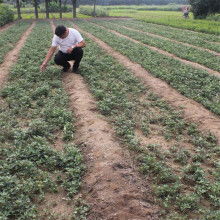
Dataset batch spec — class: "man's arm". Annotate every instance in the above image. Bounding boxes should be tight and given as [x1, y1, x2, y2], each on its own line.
[75, 40, 86, 48]
[66, 40, 86, 54]
[40, 46, 57, 71]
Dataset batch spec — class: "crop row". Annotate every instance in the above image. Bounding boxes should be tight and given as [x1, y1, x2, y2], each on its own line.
[73, 20, 220, 116]
[0, 21, 31, 64]
[90, 19, 220, 72]
[59, 20, 220, 219]
[108, 19, 220, 53]
[0, 21, 85, 219]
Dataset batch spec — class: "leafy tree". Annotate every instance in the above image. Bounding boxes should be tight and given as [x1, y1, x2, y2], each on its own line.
[189, 0, 220, 19]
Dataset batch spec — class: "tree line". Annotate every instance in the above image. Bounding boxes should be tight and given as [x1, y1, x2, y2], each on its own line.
[9, 0, 220, 20]
[79, 0, 188, 5]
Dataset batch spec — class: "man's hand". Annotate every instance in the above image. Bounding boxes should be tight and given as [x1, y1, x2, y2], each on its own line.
[40, 46, 57, 71]
[40, 62, 47, 72]
[67, 47, 73, 54]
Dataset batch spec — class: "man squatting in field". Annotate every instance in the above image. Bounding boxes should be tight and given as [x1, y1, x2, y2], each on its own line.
[40, 25, 86, 73]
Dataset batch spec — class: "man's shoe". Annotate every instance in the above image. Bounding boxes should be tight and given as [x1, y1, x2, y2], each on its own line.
[62, 63, 71, 72]
[72, 66, 80, 74]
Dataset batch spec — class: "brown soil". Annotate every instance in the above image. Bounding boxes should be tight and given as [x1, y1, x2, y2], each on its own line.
[76, 26, 220, 145]
[122, 25, 220, 56]
[93, 23, 220, 79]
[39, 186, 73, 220]
[0, 22, 35, 87]
[62, 72, 160, 220]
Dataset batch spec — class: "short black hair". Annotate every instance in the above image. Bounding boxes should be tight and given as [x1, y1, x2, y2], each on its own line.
[55, 25, 66, 37]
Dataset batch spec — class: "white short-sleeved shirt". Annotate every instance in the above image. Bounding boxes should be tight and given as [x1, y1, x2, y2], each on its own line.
[52, 28, 83, 53]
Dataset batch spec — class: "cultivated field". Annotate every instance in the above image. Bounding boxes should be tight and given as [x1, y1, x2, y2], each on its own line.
[0, 17, 220, 220]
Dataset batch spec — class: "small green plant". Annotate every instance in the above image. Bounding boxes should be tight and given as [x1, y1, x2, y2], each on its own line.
[176, 194, 199, 213]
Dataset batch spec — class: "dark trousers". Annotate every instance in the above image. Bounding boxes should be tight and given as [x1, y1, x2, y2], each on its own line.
[54, 47, 83, 70]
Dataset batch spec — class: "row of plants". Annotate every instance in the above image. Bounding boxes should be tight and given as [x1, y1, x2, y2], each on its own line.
[108, 10, 220, 35]
[108, 19, 220, 53]
[0, 20, 31, 64]
[59, 20, 220, 219]
[0, 4, 14, 26]
[0, 21, 85, 219]
[90, 19, 220, 72]
[74, 19, 220, 116]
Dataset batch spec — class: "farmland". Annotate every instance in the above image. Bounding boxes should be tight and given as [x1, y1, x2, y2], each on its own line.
[107, 9, 220, 35]
[0, 15, 220, 220]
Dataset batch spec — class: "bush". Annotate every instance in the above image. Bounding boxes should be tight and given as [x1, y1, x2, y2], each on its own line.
[79, 5, 109, 17]
[48, 2, 68, 13]
[189, 0, 220, 19]
[0, 4, 14, 27]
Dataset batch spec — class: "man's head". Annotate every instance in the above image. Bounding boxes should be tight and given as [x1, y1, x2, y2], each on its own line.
[55, 25, 68, 39]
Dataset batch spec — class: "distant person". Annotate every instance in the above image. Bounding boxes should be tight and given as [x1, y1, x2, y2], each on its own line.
[40, 25, 86, 73]
[182, 6, 189, 19]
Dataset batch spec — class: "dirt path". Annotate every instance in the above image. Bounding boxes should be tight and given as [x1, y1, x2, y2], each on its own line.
[50, 20, 160, 219]
[121, 25, 220, 56]
[76, 26, 220, 145]
[62, 72, 160, 220]
[93, 23, 220, 79]
[0, 21, 16, 32]
[0, 22, 35, 87]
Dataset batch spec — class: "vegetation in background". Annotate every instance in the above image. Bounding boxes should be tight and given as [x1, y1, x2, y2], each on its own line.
[13, 12, 90, 19]
[107, 8, 220, 35]
[104, 4, 184, 11]
[79, 0, 188, 5]
[189, 0, 220, 19]
[0, 4, 14, 26]
[80, 5, 109, 16]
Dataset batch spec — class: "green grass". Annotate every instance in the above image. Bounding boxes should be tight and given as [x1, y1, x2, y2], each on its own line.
[108, 9, 220, 35]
